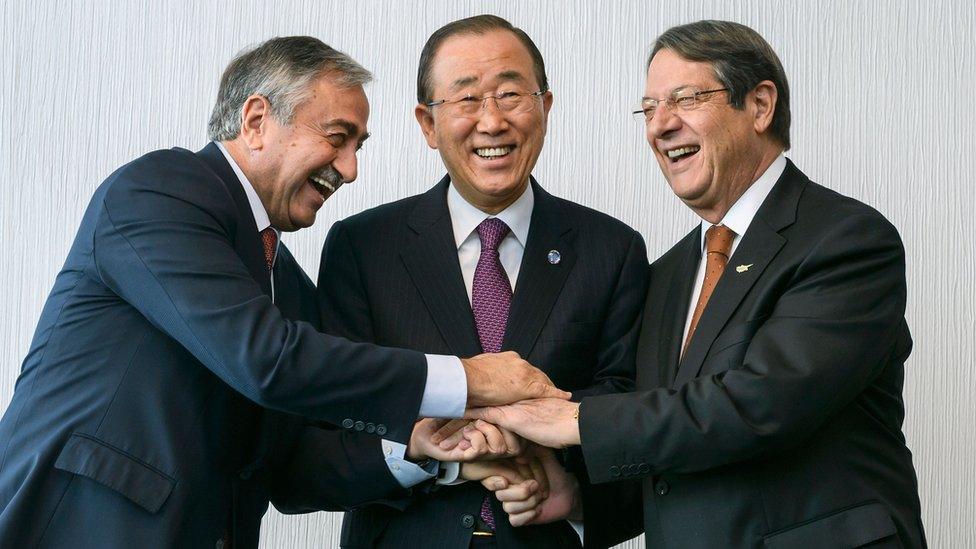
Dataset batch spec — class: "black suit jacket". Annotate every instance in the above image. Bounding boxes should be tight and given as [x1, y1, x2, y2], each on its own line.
[0, 143, 427, 548]
[316, 177, 649, 548]
[579, 160, 925, 548]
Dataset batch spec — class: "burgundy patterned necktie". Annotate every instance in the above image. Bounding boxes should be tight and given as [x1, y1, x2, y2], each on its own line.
[471, 218, 512, 531]
[260, 227, 278, 271]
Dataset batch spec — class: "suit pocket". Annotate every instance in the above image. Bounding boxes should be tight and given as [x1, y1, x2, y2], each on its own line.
[54, 432, 176, 514]
[710, 316, 767, 354]
[763, 501, 898, 549]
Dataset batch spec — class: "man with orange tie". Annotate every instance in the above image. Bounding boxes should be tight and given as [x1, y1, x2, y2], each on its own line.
[470, 20, 926, 548]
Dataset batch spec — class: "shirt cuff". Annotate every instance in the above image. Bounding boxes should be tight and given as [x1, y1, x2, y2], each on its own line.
[419, 354, 467, 418]
[435, 461, 465, 485]
[381, 439, 438, 488]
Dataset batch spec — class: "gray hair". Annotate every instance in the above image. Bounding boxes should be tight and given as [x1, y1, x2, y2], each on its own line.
[207, 36, 372, 142]
[650, 20, 791, 150]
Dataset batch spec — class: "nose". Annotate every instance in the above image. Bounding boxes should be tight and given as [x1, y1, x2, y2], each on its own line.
[333, 147, 359, 183]
[646, 102, 682, 141]
[475, 97, 510, 135]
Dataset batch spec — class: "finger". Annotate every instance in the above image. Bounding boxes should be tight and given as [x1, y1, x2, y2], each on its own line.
[501, 493, 543, 515]
[507, 507, 540, 527]
[516, 461, 534, 484]
[497, 426, 522, 457]
[480, 475, 509, 492]
[437, 424, 469, 449]
[431, 419, 469, 444]
[474, 420, 507, 455]
[533, 382, 572, 401]
[464, 406, 497, 422]
[528, 457, 549, 498]
[463, 428, 488, 455]
[494, 480, 538, 502]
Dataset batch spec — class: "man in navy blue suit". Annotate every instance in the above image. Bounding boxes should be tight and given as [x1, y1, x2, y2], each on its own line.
[0, 36, 567, 548]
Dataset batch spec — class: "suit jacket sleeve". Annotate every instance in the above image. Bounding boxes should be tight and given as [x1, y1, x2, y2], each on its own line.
[580, 211, 910, 482]
[571, 229, 648, 401]
[269, 424, 410, 513]
[93, 155, 426, 443]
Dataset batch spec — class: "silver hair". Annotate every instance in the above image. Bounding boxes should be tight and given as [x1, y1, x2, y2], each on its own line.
[207, 36, 372, 142]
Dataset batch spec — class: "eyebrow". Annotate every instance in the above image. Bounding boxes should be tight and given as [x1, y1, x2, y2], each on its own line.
[448, 70, 529, 93]
[641, 84, 703, 101]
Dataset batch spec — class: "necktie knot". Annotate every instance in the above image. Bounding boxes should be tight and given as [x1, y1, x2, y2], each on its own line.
[476, 218, 511, 252]
[260, 227, 278, 271]
[705, 224, 735, 258]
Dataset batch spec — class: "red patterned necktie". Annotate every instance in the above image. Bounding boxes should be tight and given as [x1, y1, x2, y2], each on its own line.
[260, 227, 278, 271]
[471, 217, 512, 531]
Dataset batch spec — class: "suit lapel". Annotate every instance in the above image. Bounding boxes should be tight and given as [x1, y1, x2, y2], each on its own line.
[400, 177, 483, 358]
[672, 160, 806, 388]
[657, 228, 701, 389]
[503, 181, 576, 357]
[194, 142, 272, 297]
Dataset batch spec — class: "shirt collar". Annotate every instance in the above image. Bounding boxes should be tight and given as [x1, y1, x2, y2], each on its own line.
[215, 141, 273, 233]
[698, 154, 787, 249]
[447, 180, 534, 249]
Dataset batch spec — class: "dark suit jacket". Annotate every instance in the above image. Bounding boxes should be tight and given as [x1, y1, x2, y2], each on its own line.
[0, 143, 428, 548]
[579, 160, 925, 549]
[316, 177, 649, 548]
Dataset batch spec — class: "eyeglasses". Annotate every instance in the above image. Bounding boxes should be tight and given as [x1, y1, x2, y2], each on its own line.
[426, 90, 546, 119]
[632, 88, 729, 122]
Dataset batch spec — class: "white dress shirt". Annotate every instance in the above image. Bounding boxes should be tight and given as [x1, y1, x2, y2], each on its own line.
[681, 154, 787, 342]
[214, 143, 462, 487]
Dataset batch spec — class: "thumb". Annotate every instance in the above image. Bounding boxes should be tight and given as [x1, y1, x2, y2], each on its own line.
[534, 383, 572, 401]
[464, 406, 495, 422]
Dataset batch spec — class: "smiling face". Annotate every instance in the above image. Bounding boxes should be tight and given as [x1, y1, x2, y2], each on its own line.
[644, 49, 780, 222]
[416, 29, 553, 214]
[247, 74, 370, 231]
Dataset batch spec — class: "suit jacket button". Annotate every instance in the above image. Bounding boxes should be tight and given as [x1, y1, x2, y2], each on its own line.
[655, 479, 670, 496]
[638, 463, 650, 474]
[354, 421, 365, 431]
[342, 418, 354, 429]
[375, 424, 387, 436]
[239, 470, 252, 480]
[461, 514, 475, 528]
[609, 466, 621, 478]
[365, 423, 376, 434]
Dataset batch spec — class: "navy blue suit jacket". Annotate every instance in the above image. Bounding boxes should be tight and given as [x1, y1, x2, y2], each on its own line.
[318, 178, 649, 549]
[0, 143, 427, 547]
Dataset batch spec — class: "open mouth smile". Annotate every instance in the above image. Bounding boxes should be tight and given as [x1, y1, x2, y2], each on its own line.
[308, 174, 340, 199]
[475, 146, 514, 159]
[666, 145, 701, 163]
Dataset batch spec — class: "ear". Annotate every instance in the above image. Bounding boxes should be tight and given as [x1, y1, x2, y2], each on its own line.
[239, 94, 274, 150]
[414, 104, 439, 149]
[750, 80, 777, 135]
[541, 90, 554, 119]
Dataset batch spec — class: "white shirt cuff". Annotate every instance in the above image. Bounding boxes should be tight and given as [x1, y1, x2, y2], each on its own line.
[435, 461, 465, 485]
[381, 439, 438, 488]
[419, 355, 467, 418]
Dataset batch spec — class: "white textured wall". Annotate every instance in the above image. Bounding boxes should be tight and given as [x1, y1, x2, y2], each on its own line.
[1, 1, 973, 547]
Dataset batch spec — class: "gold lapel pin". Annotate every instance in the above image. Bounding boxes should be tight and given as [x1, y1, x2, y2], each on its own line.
[735, 263, 753, 273]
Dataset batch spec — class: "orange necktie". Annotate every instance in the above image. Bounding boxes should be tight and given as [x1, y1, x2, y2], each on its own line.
[683, 224, 736, 354]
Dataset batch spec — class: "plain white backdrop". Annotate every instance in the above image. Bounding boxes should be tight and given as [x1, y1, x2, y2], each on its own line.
[1, 1, 973, 547]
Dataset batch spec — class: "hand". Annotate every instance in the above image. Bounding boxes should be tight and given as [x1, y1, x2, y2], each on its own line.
[462, 351, 571, 407]
[406, 419, 488, 462]
[514, 447, 582, 526]
[430, 419, 523, 460]
[466, 398, 581, 449]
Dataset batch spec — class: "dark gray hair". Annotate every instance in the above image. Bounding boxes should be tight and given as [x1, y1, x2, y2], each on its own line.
[207, 36, 372, 142]
[651, 20, 791, 150]
[417, 14, 548, 104]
